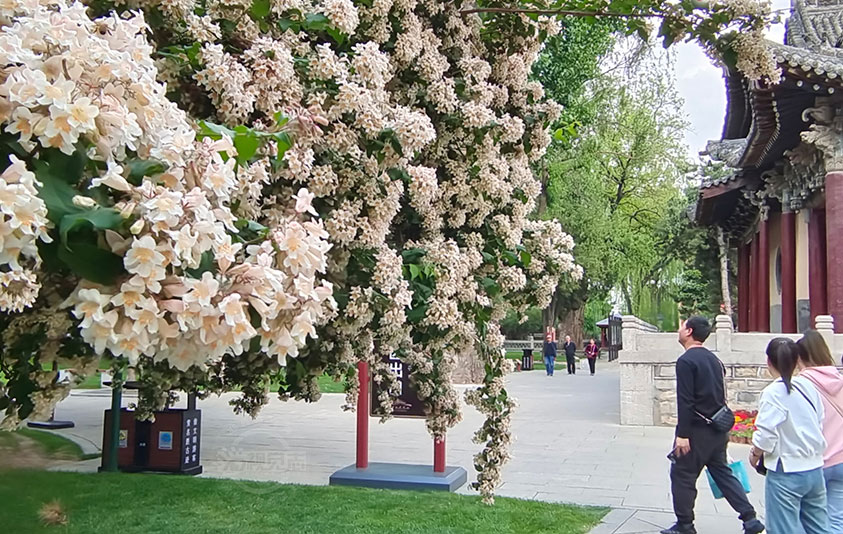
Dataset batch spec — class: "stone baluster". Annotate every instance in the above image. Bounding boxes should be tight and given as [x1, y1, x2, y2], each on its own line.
[816, 315, 835, 353]
[715, 314, 733, 356]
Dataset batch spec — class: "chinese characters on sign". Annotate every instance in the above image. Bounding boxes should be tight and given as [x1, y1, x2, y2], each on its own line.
[370, 354, 426, 418]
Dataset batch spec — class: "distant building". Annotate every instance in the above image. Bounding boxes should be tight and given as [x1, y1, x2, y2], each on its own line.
[695, 0, 843, 333]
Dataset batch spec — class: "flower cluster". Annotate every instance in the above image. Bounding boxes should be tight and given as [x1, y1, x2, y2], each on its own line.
[0, 157, 50, 312]
[0, 0, 333, 424]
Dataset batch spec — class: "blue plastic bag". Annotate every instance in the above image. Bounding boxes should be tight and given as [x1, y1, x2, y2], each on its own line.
[706, 460, 752, 499]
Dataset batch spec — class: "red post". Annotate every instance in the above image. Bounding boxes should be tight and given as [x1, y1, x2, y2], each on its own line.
[356, 361, 369, 469]
[827, 171, 843, 332]
[781, 210, 797, 333]
[738, 242, 750, 332]
[749, 235, 759, 332]
[759, 217, 771, 333]
[434, 435, 445, 473]
[809, 208, 828, 327]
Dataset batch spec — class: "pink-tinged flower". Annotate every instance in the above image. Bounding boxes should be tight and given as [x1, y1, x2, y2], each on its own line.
[126, 296, 163, 335]
[293, 188, 318, 216]
[219, 293, 247, 326]
[124, 235, 166, 279]
[91, 163, 131, 192]
[80, 310, 118, 354]
[184, 271, 219, 308]
[73, 288, 112, 328]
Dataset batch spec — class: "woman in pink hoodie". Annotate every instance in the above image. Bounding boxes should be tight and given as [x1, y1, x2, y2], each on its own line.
[798, 330, 843, 534]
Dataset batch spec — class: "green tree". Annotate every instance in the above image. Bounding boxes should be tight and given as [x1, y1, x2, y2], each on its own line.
[543, 45, 692, 327]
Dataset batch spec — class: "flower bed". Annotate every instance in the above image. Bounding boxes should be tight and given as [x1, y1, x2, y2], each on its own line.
[730, 410, 757, 444]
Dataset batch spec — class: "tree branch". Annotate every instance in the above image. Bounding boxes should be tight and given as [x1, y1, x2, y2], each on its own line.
[459, 8, 664, 18]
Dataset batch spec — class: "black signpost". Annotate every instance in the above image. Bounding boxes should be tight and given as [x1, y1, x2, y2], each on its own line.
[370, 354, 426, 418]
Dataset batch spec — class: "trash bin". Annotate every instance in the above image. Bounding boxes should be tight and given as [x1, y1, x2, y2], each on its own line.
[522, 348, 533, 371]
[101, 391, 202, 475]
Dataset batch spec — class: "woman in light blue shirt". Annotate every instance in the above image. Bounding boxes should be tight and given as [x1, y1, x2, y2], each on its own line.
[750, 338, 829, 534]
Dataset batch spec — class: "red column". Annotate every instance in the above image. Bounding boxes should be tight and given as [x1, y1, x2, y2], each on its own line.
[827, 171, 843, 332]
[809, 208, 828, 327]
[738, 242, 750, 332]
[749, 235, 759, 331]
[759, 217, 771, 332]
[356, 361, 369, 469]
[433, 436, 445, 473]
[781, 210, 797, 333]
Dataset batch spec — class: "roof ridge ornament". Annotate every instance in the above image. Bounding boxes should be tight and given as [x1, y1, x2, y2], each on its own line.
[788, 0, 843, 52]
[800, 99, 843, 172]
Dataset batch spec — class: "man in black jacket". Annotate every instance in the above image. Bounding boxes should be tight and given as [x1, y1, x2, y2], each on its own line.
[562, 335, 576, 375]
[661, 316, 765, 534]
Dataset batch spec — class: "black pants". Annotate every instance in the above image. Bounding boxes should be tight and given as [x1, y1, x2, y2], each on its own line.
[587, 357, 596, 374]
[670, 426, 756, 525]
[566, 355, 576, 374]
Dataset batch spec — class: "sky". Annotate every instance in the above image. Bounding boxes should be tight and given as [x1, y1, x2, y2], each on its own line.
[674, 0, 791, 159]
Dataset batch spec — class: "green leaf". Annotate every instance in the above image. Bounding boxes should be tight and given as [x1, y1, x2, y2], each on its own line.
[519, 250, 532, 268]
[480, 277, 501, 297]
[126, 158, 167, 184]
[407, 304, 428, 323]
[57, 241, 125, 285]
[278, 18, 300, 32]
[250, 0, 271, 19]
[185, 250, 216, 279]
[273, 132, 293, 161]
[33, 161, 84, 225]
[42, 147, 87, 184]
[59, 209, 123, 247]
[408, 264, 421, 280]
[198, 120, 235, 141]
[401, 247, 425, 263]
[326, 28, 346, 45]
[303, 13, 329, 31]
[233, 126, 261, 164]
[387, 168, 410, 183]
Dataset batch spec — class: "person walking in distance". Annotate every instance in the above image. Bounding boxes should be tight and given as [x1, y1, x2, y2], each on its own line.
[542, 327, 557, 377]
[584, 338, 599, 376]
[662, 317, 764, 534]
[796, 330, 842, 533]
[563, 335, 576, 375]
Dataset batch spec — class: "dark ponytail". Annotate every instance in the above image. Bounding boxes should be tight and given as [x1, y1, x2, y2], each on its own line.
[766, 337, 799, 393]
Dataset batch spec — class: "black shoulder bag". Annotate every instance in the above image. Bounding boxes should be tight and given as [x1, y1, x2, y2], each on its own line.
[694, 361, 735, 433]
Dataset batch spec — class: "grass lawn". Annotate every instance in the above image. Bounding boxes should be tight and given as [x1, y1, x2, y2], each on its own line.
[0, 470, 607, 534]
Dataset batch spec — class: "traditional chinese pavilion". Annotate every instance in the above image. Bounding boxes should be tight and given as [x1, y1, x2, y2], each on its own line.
[695, 0, 843, 333]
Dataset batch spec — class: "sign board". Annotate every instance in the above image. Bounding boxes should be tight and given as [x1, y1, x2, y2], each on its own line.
[370, 354, 426, 418]
[158, 431, 173, 450]
[118, 429, 128, 449]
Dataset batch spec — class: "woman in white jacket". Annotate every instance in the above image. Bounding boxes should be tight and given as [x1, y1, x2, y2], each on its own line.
[750, 338, 829, 534]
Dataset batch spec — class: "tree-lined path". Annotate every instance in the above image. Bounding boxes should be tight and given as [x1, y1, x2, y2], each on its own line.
[50, 363, 763, 533]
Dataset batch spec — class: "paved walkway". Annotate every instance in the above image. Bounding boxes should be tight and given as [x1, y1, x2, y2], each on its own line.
[49, 359, 765, 533]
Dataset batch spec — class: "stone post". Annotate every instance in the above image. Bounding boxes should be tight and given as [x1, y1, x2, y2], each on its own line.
[816, 315, 835, 353]
[715, 314, 733, 356]
[781, 197, 798, 333]
[621, 315, 641, 353]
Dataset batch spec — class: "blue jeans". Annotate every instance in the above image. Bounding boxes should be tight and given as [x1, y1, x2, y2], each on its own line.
[825, 463, 843, 534]
[543, 355, 555, 376]
[766, 467, 829, 534]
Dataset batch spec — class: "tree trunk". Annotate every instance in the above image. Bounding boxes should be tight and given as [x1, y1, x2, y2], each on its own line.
[555, 307, 585, 347]
[716, 225, 732, 317]
[622, 284, 634, 315]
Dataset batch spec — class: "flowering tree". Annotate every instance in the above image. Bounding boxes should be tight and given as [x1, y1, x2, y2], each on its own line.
[0, 0, 775, 501]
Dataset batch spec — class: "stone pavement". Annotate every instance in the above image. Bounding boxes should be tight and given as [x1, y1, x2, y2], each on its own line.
[49, 359, 765, 533]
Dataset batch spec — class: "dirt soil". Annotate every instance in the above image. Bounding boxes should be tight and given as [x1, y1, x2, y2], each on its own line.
[0, 434, 75, 469]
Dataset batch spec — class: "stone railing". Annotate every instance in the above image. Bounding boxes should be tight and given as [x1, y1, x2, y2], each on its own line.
[620, 315, 843, 426]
